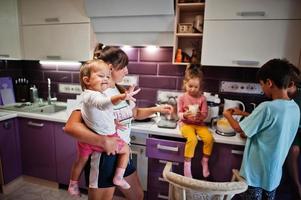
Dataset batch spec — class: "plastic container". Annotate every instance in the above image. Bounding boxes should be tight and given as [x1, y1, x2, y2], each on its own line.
[29, 85, 39, 103]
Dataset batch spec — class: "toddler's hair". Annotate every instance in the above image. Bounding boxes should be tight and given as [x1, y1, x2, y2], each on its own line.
[257, 59, 299, 89]
[182, 64, 204, 91]
[79, 59, 108, 90]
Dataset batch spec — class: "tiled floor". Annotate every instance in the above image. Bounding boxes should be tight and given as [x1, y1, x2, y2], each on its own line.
[0, 178, 126, 200]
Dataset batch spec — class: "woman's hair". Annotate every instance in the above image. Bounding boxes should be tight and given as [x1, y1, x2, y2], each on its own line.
[256, 58, 299, 89]
[93, 43, 129, 71]
[79, 59, 108, 90]
[93, 43, 129, 95]
[182, 64, 204, 91]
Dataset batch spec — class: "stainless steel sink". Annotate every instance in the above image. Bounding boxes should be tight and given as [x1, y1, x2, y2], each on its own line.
[30, 104, 66, 114]
[0, 103, 66, 114]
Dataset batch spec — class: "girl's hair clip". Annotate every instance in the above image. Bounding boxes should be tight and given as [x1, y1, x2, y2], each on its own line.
[102, 44, 106, 50]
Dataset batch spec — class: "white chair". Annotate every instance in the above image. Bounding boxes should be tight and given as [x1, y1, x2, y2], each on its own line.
[162, 162, 248, 200]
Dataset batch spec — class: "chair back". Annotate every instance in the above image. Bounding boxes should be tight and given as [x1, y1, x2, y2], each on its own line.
[162, 162, 248, 200]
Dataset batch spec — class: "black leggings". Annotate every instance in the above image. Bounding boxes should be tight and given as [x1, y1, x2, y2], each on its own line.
[241, 186, 276, 200]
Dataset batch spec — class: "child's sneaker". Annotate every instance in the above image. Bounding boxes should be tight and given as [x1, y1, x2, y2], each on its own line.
[68, 180, 81, 197]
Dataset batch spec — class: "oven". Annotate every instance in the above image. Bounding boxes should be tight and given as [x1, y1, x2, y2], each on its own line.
[130, 131, 148, 191]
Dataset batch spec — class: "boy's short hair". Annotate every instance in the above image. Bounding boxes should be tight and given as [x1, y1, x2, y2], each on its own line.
[256, 58, 299, 89]
[79, 59, 108, 90]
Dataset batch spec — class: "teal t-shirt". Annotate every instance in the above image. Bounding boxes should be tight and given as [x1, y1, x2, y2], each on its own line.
[239, 99, 300, 191]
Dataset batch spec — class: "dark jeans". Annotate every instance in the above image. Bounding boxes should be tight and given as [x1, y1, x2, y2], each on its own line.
[241, 186, 276, 200]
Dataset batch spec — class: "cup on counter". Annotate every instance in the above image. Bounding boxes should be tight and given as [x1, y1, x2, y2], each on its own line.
[188, 104, 199, 116]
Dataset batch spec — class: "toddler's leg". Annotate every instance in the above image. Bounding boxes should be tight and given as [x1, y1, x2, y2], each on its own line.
[180, 125, 198, 178]
[68, 155, 88, 196]
[201, 156, 210, 178]
[184, 158, 192, 178]
[113, 144, 131, 189]
[196, 126, 213, 178]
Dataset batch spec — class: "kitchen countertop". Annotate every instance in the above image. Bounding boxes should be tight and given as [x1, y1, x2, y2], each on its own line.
[0, 105, 246, 146]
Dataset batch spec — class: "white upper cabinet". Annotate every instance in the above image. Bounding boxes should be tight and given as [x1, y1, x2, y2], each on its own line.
[0, 0, 21, 59]
[201, 0, 301, 67]
[22, 24, 91, 61]
[205, 0, 301, 20]
[20, 0, 89, 25]
[20, 0, 94, 61]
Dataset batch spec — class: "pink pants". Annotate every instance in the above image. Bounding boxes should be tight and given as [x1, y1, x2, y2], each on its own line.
[77, 133, 124, 158]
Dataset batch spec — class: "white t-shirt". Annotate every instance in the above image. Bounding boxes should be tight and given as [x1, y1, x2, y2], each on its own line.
[104, 87, 136, 144]
[80, 89, 116, 135]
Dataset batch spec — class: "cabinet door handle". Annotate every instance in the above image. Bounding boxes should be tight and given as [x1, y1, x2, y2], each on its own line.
[159, 160, 179, 166]
[157, 144, 179, 152]
[158, 177, 167, 182]
[3, 122, 11, 129]
[27, 121, 44, 127]
[0, 54, 9, 58]
[236, 11, 266, 17]
[44, 17, 60, 23]
[158, 194, 169, 199]
[234, 60, 259, 66]
[231, 150, 244, 155]
[46, 55, 61, 60]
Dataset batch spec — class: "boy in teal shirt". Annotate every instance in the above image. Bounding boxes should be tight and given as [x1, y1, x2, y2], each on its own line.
[224, 59, 300, 200]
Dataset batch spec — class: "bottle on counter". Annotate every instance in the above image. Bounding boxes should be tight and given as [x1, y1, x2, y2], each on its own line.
[175, 49, 182, 63]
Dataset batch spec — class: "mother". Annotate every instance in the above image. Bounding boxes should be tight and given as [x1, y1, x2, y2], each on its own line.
[64, 44, 172, 200]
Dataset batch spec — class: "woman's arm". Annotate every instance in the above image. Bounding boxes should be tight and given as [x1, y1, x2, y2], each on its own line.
[64, 110, 121, 155]
[132, 104, 173, 120]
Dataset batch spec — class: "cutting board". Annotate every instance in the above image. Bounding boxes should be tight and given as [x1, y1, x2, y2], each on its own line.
[0, 77, 15, 105]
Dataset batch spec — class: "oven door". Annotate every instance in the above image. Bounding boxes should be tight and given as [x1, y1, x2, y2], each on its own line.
[130, 144, 148, 191]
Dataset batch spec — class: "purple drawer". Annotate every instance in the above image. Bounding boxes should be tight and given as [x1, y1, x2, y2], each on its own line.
[147, 171, 169, 192]
[148, 158, 183, 174]
[146, 138, 185, 162]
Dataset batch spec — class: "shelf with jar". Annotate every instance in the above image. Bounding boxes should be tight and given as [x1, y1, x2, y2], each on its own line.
[173, 0, 205, 65]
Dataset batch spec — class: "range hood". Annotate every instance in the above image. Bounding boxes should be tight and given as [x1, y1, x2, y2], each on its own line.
[84, 0, 174, 46]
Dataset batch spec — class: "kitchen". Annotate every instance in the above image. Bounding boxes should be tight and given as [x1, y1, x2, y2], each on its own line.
[0, 0, 301, 200]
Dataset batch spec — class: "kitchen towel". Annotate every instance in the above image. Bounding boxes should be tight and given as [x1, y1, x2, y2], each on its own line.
[0, 77, 15, 105]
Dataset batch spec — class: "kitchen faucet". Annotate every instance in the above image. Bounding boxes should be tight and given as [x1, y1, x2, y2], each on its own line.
[47, 78, 57, 104]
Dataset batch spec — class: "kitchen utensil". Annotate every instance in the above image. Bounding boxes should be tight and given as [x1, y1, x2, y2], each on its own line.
[223, 99, 245, 112]
[212, 116, 236, 137]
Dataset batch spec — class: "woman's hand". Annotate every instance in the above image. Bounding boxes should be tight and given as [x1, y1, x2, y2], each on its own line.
[158, 104, 173, 114]
[103, 136, 123, 155]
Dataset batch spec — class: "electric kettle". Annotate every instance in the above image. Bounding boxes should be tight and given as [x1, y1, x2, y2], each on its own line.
[223, 99, 245, 112]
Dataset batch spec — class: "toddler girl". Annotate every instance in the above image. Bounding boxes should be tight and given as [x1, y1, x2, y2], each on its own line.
[177, 64, 214, 178]
[68, 60, 140, 196]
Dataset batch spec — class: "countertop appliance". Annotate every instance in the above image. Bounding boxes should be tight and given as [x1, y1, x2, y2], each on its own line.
[156, 90, 182, 129]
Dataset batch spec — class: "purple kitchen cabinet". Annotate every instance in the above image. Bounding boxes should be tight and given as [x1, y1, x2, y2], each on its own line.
[0, 118, 22, 184]
[209, 143, 244, 182]
[146, 137, 185, 200]
[54, 123, 86, 188]
[18, 118, 57, 181]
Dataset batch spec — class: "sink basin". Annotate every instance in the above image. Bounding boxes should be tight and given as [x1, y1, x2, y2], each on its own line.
[0, 103, 66, 114]
[30, 104, 67, 114]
